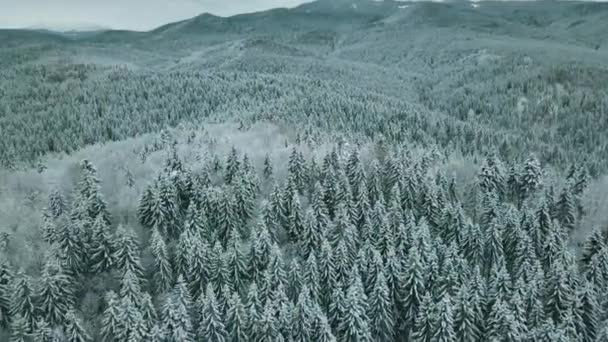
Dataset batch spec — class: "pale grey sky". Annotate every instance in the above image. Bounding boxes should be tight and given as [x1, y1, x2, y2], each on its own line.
[0, 0, 310, 31]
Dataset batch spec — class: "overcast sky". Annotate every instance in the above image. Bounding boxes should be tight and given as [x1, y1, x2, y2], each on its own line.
[0, 0, 310, 31]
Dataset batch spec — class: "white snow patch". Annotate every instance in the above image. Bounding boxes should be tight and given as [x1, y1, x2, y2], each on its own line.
[471, 3, 480, 8]
[352, 3, 358, 9]
[398, 5, 410, 9]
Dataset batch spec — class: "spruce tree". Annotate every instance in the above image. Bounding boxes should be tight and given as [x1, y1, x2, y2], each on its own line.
[412, 292, 436, 342]
[226, 291, 249, 342]
[10, 313, 30, 342]
[10, 271, 36, 331]
[112, 225, 144, 278]
[35, 259, 75, 326]
[263, 153, 273, 181]
[433, 295, 455, 342]
[291, 287, 314, 342]
[89, 213, 115, 274]
[369, 270, 394, 342]
[100, 291, 121, 342]
[162, 276, 194, 342]
[150, 226, 174, 294]
[339, 278, 372, 342]
[32, 318, 54, 342]
[198, 284, 228, 342]
[64, 310, 91, 342]
[454, 284, 479, 342]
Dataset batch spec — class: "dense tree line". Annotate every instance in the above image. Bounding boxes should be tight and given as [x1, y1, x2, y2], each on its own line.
[1, 55, 607, 177]
[1, 142, 606, 341]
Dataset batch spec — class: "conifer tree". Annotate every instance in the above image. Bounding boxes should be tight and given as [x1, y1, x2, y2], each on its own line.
[433, 295, 455, 342]
[32, 318, 54, 342]
[339, 277, 372, 342]
[225, 147, 241, 185]
[576, 281, 599, 342]
[401, 247, 426, 336]
[369, 270, 394, 342]
[288, 147, 308, 194]
[10, 271, 36, 331]
[291, 287, 314, 342]
[226, 231, 248, 296]
[116, 297, 148, 342]
[412, 292, 436, 342]
[198, 284, 228, 342]
[10, 313, 30, 342]
[112, 225, 144, 278]
[0, 255, 13, 328]
[263, 153, 273, 181]
[89, 213, 115, 274]
[454, 284, 479, 342]
[64, 310, 91, 342]
[581, 227, 606, 269]
[226, 291, 249, 342]
[35, 259, 75, 326]
[48, 187, 66, 219]
[162, 276, 194, 342]
[55, 219, 87, 274]
[150, 226, 174, 294]
[520, 156, 542, 202]
[101, 291, 121, 342]
[245, 283, 263, 342]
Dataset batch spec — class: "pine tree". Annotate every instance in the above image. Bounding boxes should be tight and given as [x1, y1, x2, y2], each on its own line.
[258, 300, 280, 341]
[100, 291, 121, 342]
[10, 271, 36, 331]
[339, 277, 372, 342]
[64, 310, 91, 342]
[116, 297, 148, 342]
[0, 255, 13, 328]
[112, 225, 144, 278]
[545, 259, 575, 325]
[581, 227, 606, 269]
[10, 313, 30, 342]
[311, 308, 337, 342]
[48, 187, 66, 219]
[150, 226, 174, 294]
[89, 213, 114, 274]
[32, 318, 54, 342]
[401, 247, 426, 336]
[433, 295, 455, 342]
[75, 159, 110, 223]
[245, 283, 263, 342]
[120, 269, 144, 308]
[263, 153, 273, 181]
[226, 232, 248, 296]
[198, 284, 228, 342]
[454, 284, 479, 342]
[520, 156, 542, 203]
[291, 287, 314, 342]
[226, 292, 249, 342]
[225, 147, 241, 185]
[412, 292, 436, 342]
[369, 270, 394, 342]
[162, 276, 194, 342]
[54, 219, 87, 274]
[576, 281, 599, 342]
[35, 259, 75, 326]
[288, 147, 308, 194]
[555, 185, 576, 231]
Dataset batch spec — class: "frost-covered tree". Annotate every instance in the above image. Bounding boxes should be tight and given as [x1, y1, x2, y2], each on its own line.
[162, 276, 194, 342]
[198, 284, 228, 342]
[64, 310, 91, 342]
[35, 259, 75, 326]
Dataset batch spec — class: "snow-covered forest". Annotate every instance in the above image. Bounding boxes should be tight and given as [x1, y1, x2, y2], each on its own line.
[1, 0, 608, 341]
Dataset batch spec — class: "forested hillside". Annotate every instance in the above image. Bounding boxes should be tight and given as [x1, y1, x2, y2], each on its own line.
[1, 0, 608, 341]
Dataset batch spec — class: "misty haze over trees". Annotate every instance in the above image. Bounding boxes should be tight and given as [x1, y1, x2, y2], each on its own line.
[1, 0, 608, 341]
